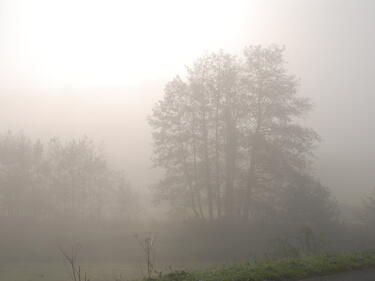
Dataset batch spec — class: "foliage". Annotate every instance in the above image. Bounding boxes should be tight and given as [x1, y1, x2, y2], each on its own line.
[149, 45, 329, 224]
[0, 132, 136, 223]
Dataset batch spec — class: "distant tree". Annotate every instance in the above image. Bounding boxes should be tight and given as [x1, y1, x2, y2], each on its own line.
[46, 137, 139, 222]
[149, 45, 320, 221]
[46, 137, 109, 220]
[0, 132, 47, 219]
[110, 171, 140, 221]
[359, 186, 375, 230]
[277, 173, 338, 228]
[0, 133, 136, 223]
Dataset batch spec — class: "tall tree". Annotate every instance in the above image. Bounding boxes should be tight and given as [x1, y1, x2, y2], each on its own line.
[149, 77, 204, 219]
[240, 45, 319, 219]
[149, 45, 320, 221]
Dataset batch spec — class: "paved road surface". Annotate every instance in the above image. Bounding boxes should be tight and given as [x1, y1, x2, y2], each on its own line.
[300, 268, 375, 281]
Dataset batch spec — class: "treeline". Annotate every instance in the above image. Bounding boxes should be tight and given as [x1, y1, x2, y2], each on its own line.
[0, 132, 138, 223]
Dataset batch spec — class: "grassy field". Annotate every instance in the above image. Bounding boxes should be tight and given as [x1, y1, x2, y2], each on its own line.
[0, 261, 135, 281]
[153, 250, 375, 281]
[0, 260, 220, 281]
[2, 250, 375, 281]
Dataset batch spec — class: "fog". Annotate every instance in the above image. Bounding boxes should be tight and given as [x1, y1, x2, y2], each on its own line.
[1, 0, 374, 204]
[0, 0, 374, 280]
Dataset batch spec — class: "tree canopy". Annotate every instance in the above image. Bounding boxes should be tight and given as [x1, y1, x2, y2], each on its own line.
[149, 45, 325, 222]
[0, 132, 137, 223]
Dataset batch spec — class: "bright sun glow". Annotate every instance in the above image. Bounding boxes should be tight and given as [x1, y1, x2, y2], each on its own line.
[1, 0, 249, 89]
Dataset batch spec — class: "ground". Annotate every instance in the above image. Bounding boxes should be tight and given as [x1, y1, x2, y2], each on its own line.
[301, 268, 375, 281]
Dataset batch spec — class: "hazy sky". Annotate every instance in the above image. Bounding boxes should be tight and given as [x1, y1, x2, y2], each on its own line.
[0, 0, 374, 204]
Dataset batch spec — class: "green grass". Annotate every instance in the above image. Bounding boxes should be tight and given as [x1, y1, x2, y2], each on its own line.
[153, 250, 375, 281]
[2, 250, 375, 281]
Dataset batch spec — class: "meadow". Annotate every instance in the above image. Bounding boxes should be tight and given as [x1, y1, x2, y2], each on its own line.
[0, 260, 220, 281]
[2, 250, 375, 281]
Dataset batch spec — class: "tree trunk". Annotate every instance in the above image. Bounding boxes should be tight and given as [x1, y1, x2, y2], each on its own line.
[223, 105, 236, 219]
[179, 141, 200, 219]
[243, 91, 263, 220]
[192, 112, 205, 219]
[202, 110, 213, 221]
[214, 100, 222, 219]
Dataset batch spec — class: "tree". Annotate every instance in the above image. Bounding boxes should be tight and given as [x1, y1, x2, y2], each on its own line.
[277, 173, 338, 227]
[46, 137, 109, 220]
[239, 45, 320, 219]
[0, 132, 47, 219]
[0, 133, 136, 223]
[359, 187, 375, 230]
[188, 51, 241, 220]
[149, 45, 320, 221]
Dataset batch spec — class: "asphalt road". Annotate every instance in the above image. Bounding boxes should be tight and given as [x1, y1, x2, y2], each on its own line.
[300, 268, 375, 281]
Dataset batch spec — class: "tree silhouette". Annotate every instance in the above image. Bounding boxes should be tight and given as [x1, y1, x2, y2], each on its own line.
[149, 45, 320, 221]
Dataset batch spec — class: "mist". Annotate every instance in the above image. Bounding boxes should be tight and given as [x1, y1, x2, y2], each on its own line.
[0, 0, 374, 280]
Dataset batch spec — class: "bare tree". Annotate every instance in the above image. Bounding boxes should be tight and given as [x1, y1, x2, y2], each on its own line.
[134, 233, 156, 279]
[58, 243, 89, 281]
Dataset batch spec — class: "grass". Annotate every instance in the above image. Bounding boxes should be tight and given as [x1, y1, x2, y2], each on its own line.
[0, 260, 219, 281]
[2, 250, 375, 281]
[152, 249, 375, 281]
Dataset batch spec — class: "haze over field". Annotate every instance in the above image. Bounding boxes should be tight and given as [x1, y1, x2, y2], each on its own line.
[1, 0, 374, 205]
[2, 1, 375, 281]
